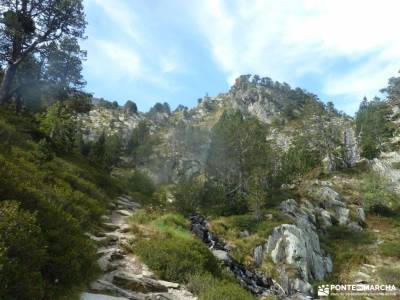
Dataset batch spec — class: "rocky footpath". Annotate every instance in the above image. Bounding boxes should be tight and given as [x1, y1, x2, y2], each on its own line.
[81, 196, 196, 300]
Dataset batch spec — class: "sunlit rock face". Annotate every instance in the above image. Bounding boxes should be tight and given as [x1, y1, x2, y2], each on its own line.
[343, 127, 360, 167]
[229, 86, 280, 124]
[261, 183, 366, 296]
[79, 106, 144, 141]
[372, 152, 400, 192]
[265, 200, 332, 283]
[79, 75, 359, 184]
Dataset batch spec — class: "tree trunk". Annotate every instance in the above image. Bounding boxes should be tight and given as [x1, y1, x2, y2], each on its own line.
[0, 64, 18, 105]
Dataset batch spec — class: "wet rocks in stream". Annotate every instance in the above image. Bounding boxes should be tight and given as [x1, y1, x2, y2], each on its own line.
[189, 215, 280, 298]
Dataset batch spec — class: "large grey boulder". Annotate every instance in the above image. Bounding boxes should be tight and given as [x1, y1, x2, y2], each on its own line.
[355, 207, 366, 224]
[264, 198, 332, 294]
[265, 224, 332, 282]
[318, 209, 332, 228]
[253, 245, 263, 267]
[279, 199, 316, 229]
[335, 207, 350, 225]
[212, 249, 230, 262]
[308, 185, 345, 208]
[348, 222, 363, 232]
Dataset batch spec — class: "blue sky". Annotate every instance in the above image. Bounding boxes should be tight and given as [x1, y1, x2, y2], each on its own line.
[82, 0, 400, 115]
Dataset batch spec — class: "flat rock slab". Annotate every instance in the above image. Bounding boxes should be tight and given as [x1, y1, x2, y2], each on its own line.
[117, 210, 132, 217]
[212, 249, 230, 262]
[157, 280, 180, 289]
[80, 292, 129, 300]
[113, 272, 168, 293]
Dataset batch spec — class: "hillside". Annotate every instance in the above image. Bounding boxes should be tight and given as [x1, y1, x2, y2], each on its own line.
[72, 74, 400, 299]
[1, 70, 400, 299]
[1, 1, 399, 299]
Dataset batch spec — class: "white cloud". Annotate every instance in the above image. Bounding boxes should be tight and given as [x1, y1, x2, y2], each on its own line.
[97, 41, 141, 77]
[84, 0, 185, 92]
[160, 49, 183, 74]
[88, 0, 141, 42]
[188, 0, 400, 112]
[83, 0, 400, 113]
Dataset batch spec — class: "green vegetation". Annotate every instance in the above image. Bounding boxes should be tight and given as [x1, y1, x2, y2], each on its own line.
[0, 109, 123, 298]
[129, 211, 256, 299]
[360, 172, 400, 212]
[378, 240, 400, 258]
[378, 267, 400, 286]
[319, 225, 375, 281]
[188, 273, 256, 300]
[135, 236, 219, 282]
[0, 201, 46, 300]
[125, 171, 155, 199]
[278, 136, 321, 183]
[204, 110, 276, 215]
[355, 98, 393, 159]
[208, 211, 291, 266]
[0, 0, 86, 107]
[130, 212, 219, 282]
[126, 119, 159, 164]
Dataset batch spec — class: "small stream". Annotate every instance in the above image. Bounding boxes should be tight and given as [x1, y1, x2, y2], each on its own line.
[190, 215, 285, 298]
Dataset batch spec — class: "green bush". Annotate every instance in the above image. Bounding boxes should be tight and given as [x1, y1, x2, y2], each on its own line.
[188, 273, 256, 300]
[361, 173, 400, 211]
[391, 162, 400, 169]
[173, 179, 202, 214]
[231, 214, 259, 232]
[151, 213, 192, 240]
[0, 201, 46, 300]
[129, 209, 154, 224]
[378, 267, 400, 286]
[325, 225, 374, 245]
[134, 235, 219, 282]
[355, 99, 393, 159]
[0, 115, 120, 298]
[39, 202, 97, 296]
[378, 241, 400, 258]
[319, 225, 375, 280]
[126, 171, 155, 198]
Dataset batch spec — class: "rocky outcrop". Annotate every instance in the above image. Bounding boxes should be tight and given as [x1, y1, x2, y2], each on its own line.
[343, 127, 360, 167]
[229, 86, 279, 124]
[372, 151, 400, 192]
[79, 107, 144, 141]
[81, 195, 196, 300]
[259, 180, 368, 297]
[307, 182, 343, 208]
[266, 224, 332, 280]
[261, 199, 332, 296]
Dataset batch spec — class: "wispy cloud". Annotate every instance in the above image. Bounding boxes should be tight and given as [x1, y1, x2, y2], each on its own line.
[82, 0, 400, 113]
[188, 0, 400, 112]
[83, 0, 185, 93]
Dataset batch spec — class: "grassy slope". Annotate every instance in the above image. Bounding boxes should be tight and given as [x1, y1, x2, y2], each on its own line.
[0, 109, 123, 299]
[313, 167, 400, 297]
[127, 210, 258, 300]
